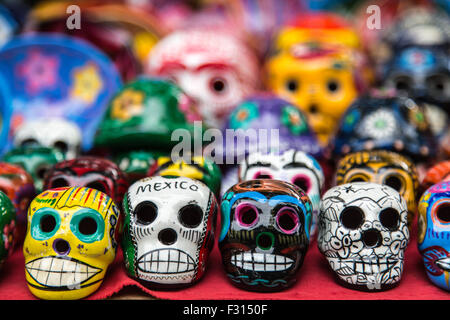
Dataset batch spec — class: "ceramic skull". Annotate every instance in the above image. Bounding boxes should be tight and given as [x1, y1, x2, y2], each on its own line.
[318, 182, 409, 291]
[13, 118, 82, 159]
[335, 150, 419, 228]
[23, 187, 120, 300]
[122, 176, 218, 288]
[147, 29, 259, 128]
[239, 149, 324, 241]
[43, 156, 129, 207]
[331, 95, 436, 162]
[219, 179, 312, 292]
[2, 146, 65, 193]
[418, 181, 450, 291]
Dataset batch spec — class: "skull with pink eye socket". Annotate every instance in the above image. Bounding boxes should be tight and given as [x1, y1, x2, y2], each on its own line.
[219, 179, 312, 292]
[239, 149, 324, 240]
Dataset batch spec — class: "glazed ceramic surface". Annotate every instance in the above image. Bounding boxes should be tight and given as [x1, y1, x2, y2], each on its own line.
[43, 156, 129, 207]
[23, 187, 120, 299]
[0, 34, 122, 152]
[331, 95, 436, 162]
[0, 162, 35, 240]
[2, 146, 65, 193]
[418, 181, 450, 291]
[219, 179, 312, 291]
[219, 94, 322, 162]
[94, 78, 204, 152]
[147, 29, 259, 128]
[13, 118, 82, 159]
[0, 191, 16, 269]
[114, 150, 165, 184]
[148, 155, 222, 196]
[318, 182, 409, 291]
[335, 150, 419, 227]
[239, 149, 324, 240]
[122, 176, 218, 288]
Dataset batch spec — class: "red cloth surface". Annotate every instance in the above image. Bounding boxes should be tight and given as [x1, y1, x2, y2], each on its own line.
[0, 224, 449, 300]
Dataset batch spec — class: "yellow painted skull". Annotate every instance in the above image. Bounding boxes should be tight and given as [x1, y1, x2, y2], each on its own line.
[265, 48, 359, 146]
[335, 150, 419, 227]
[23, 187, 120, 300]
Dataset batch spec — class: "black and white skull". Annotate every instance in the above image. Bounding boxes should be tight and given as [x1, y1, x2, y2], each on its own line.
[123, 176, 217, 288]
[13, 118, 82, 159]
[318, 182, 409, 291]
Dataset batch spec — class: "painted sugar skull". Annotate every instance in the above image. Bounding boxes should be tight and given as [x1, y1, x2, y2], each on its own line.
[0, 191, 16, 269]
[43, 156, 129, 207]
[122, 176, 218, 288]
[318, 182, 409, 291]
[0, 162, 36, 240]
[382, 46, 450, 108]
[219, 94, 322, 162]
[331, 95, 436, 162]
[418, 181, 450, 291]
[94, 78, 203, 152]
[13, 118, 82, 159]
[219, 179, 312, 292]
[3, 146, 65, 193]
[23, 187, 120, 299]
[147, 29, 259, 128]
[148, 155, 222, 196]
[265, 13, 368, 145]
[335, 150, 419, 227]
[239, 149, 324, 240]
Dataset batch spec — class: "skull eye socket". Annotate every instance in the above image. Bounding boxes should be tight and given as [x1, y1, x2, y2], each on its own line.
[326, 79, 340, 93]
[379, 208, 400, 230]
[291, 175, 310, 193]
[78, 217, 98, 235]
[134, 201, 157, 225]
[276, 207, 300, 234]
[252, 171, 273, 179]
[383, 175, 404, 192]
[86, 181, 107, 194]
[393, 76, 412, 92]
[50, 177, 69, 188]
[348, 175, 368, 183]
[209, 77, 228, 95]
[178, 204, 203, 228]
[285, 78, 299, 92]
[20, 138, 39, 148]
[436, 203, 450, 224]
[340, 206, 364, 230]
[40, 214, 57, 233]
[235, 203, 259, 228]
[53, 141, 69, 154]
[36, 164, 50, 180]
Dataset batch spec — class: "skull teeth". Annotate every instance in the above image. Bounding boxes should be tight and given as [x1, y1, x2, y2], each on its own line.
[231, 253, 294, 272]
[336, 258, 398, 276]
[137, 249, 196, 274]
[25, 257, 101, 288]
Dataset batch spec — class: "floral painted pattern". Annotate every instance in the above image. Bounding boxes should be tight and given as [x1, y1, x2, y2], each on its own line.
[111, 88, 145, 121]
[229, 101, 259, 130]
[281, 105, 308, 135]
[17, 50, 59, 94]
[70, 63, 103, 104]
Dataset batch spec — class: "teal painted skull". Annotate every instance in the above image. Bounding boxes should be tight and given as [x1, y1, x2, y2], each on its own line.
[2, 146, 65, 193]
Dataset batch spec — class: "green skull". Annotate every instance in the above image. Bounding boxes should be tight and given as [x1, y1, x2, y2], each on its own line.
[0, 191, 16, 268]
[113, 150, 167, 183]
[94, 78, 205, 152]
[2, 146, 65, 193]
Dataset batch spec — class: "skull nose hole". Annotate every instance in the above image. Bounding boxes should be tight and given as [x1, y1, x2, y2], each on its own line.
[53, 238, 70, 255]
[362, 229, 381, 248]
[256, 232, 274, 250]
[158, 228, 177, 245]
